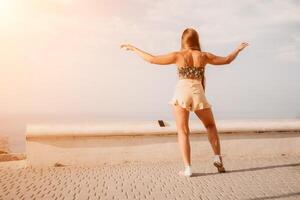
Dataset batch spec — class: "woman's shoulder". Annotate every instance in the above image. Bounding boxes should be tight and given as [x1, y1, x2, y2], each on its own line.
[178, 49, 207, 55]
[199, 51, 209, 56]
[175, 50, 210, 60]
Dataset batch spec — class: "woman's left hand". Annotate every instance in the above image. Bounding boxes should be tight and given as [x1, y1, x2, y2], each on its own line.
[120, 44, 136, 51]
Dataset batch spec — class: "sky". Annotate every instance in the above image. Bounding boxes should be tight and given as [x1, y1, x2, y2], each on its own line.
[1, 0, 300, 121]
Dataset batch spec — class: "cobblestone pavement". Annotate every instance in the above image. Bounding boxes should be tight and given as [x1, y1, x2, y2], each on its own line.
[0, 155, 299, 200]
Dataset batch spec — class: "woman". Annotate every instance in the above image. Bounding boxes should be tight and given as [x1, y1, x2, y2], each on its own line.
[121, 27, 249, 177]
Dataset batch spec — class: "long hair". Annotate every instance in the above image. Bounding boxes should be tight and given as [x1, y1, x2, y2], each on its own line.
[180, 28, 206, 91]
[181, 28, 202, 51]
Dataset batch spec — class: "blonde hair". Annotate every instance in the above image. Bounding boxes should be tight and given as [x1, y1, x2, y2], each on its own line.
[180, 28, 206, 91]
[181, 28, 201, 51]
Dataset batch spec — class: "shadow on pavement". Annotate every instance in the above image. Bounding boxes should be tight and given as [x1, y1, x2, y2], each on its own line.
[244, 192, 300, 200]
[192, 162, 300, 177]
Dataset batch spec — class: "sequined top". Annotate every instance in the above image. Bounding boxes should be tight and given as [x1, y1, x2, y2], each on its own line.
[177, 66, 206, 91]
[177, 66, 204, 80]
[177, 52, 207, 91]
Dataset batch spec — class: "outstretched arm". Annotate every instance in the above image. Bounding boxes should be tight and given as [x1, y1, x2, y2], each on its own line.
[120, 44, 178, 65]
[205, 42, 249, 65]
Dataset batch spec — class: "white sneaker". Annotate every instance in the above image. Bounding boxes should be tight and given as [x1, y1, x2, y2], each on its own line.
[178, 166, 192, 177]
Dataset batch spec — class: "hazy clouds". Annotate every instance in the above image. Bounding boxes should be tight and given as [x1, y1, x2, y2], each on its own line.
[0, 0, 299, 120]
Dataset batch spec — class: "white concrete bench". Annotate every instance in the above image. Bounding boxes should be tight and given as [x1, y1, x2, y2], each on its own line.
[25, 119, 300, 167]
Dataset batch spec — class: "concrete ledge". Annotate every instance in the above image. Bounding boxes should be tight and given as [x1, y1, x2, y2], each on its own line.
[25, 119, 300, 167]
[26, 119, 300, 138]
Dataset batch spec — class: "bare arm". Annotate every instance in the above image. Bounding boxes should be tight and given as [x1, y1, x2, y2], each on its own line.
[120, 44, 178, 65]
[205, 42, 249, 65]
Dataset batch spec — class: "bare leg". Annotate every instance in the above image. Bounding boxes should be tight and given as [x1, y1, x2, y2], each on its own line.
[171, 104, 191, 166]
[194, 107, 225, 172]
[194, 107, 221, 156]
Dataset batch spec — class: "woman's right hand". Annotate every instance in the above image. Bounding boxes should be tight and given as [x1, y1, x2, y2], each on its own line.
[237, 42, 249, 51]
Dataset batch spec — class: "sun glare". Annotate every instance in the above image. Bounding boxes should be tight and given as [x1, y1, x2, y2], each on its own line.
[0, 0, 19, 25]
[0, 0, 15, 14]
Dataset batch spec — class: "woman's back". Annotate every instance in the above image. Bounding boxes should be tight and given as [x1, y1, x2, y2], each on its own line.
[176, 49, 207, 91]
[177, 49, 207, 68]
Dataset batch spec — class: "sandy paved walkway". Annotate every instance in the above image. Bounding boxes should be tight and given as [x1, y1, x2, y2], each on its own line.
[0, 155, 300, 200]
